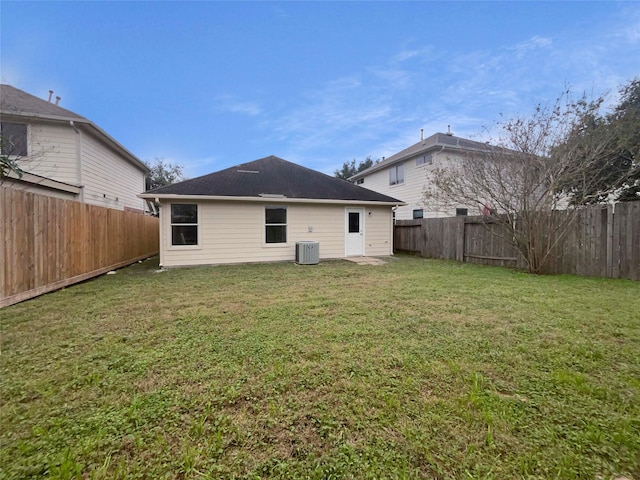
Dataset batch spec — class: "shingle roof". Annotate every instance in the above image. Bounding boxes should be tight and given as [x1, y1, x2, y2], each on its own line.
[350, 132, 493, 180]
[0, 84, 88, 121]
[143, 156, 403, 204]
[0, 84, 148, 173]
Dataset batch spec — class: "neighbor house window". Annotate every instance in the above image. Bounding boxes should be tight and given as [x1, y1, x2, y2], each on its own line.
[416, 154, 432, 166]
[389, 163, 404, 185]
[171, 204, 198, 246]
[413, 209, 424, 219]
[456, 208, 468, 216]
[265, 206, 287, 244]
[0, 122, 27, 156]
[355, 178, 364, 185]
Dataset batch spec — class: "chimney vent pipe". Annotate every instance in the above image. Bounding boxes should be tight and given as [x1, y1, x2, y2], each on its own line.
[48, 90, 53, 102]
[55, 96, 61, 106]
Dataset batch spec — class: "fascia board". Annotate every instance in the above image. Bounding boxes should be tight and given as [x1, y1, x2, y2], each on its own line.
[6, 170, 83, 194]
[349, 144, 442, 180]
[350, 142, 492, 181]
[138, 193, 406, 207]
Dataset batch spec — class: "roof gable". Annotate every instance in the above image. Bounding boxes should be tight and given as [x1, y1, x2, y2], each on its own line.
[351, 132, 493, 180]
[0, 84, 149, 174]
[0, 84, 88, 121]
[144, 156, 403, 204]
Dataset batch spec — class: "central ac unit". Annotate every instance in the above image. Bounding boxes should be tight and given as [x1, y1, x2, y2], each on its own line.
[295, 241, 319, 265]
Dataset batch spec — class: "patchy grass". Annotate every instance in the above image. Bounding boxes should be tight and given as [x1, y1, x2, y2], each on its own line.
[1, 255, 639, 479]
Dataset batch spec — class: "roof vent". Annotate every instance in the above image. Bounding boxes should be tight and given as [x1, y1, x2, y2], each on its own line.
[259, 193, 286, 198]
[237, 169, 259, 174]
[446, 125, 453, 136]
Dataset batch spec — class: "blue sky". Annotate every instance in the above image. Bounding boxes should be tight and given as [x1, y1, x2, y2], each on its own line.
[2, 1, 638, 178]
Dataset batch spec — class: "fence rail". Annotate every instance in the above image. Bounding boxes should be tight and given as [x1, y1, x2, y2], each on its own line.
[394, 202, 640, 281]
[1, 187, 159, 307]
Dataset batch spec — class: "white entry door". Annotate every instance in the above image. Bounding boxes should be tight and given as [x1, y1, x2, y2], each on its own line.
[345, 208, 364, 256]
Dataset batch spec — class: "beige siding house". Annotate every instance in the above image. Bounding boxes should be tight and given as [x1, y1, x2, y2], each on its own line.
[139, 156, 404, 268]
[350, 132, 494, 220]
[1, 84, 149, 211]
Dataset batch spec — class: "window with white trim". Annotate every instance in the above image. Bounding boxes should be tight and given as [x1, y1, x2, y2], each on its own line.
[1, 122, 28, 156]
[171, 204, 198, 246]
[389, 163, 404, 185]
[413, 209, 424, 219]
[355, 178, 364, 185]
[265, 206, 287, 244]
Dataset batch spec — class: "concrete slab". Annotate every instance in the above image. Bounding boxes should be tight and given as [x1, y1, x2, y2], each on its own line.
[344, 257, 388, 265]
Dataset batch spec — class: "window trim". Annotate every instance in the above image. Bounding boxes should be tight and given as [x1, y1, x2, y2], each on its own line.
[389, 163, 404, 186]
[416, 154, 433, 166]
[169, 203, 200, 249]
[413, 209, 424, 219]
[264, 205, 288, 247]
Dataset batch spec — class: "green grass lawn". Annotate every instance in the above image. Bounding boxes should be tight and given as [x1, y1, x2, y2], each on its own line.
[1, 255, 639, 479]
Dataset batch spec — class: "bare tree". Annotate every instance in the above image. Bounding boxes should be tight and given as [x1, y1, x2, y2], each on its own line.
[0, 134, 25, 182]
[1, 124, 60, 186]
[423, 87, 640, 274]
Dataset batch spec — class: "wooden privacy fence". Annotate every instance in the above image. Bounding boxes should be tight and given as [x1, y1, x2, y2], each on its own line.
[1, 187, 159, 307]
[394, 202, 640, 281]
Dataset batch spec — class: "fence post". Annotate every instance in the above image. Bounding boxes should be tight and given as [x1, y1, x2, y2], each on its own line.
[456, 216, 465, 262]
[420, 219, 427, 258]
[606, 204, 614, 278]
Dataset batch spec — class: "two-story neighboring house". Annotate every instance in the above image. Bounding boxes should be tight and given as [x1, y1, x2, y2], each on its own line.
[0, 84, 149, 212]
[349, 131, 493, 220]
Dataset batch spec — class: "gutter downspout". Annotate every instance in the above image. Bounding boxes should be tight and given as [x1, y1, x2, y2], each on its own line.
[70, 121, 84, 202]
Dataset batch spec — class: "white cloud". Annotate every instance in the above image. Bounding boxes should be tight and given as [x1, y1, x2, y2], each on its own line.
[215, 95, 262, 116]
[257, 10, 638, 176]
[610, 4, 640, 43]
[511, 35, 553, 58]
[393, 46, 435, 63]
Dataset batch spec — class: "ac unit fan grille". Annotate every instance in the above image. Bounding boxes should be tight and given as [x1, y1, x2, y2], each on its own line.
[295, 241, 319, 265]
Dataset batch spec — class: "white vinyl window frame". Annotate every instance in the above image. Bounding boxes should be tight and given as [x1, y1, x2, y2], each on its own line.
[389, 163, 404, 186]
[264, 205, 288, 247]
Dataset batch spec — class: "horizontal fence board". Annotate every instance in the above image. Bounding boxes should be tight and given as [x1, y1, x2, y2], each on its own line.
[395, 203, 639, 281]
[1, 186, 159, 307]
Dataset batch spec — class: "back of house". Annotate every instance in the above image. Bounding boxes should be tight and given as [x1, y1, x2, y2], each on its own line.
[140, 156, 404, 267]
